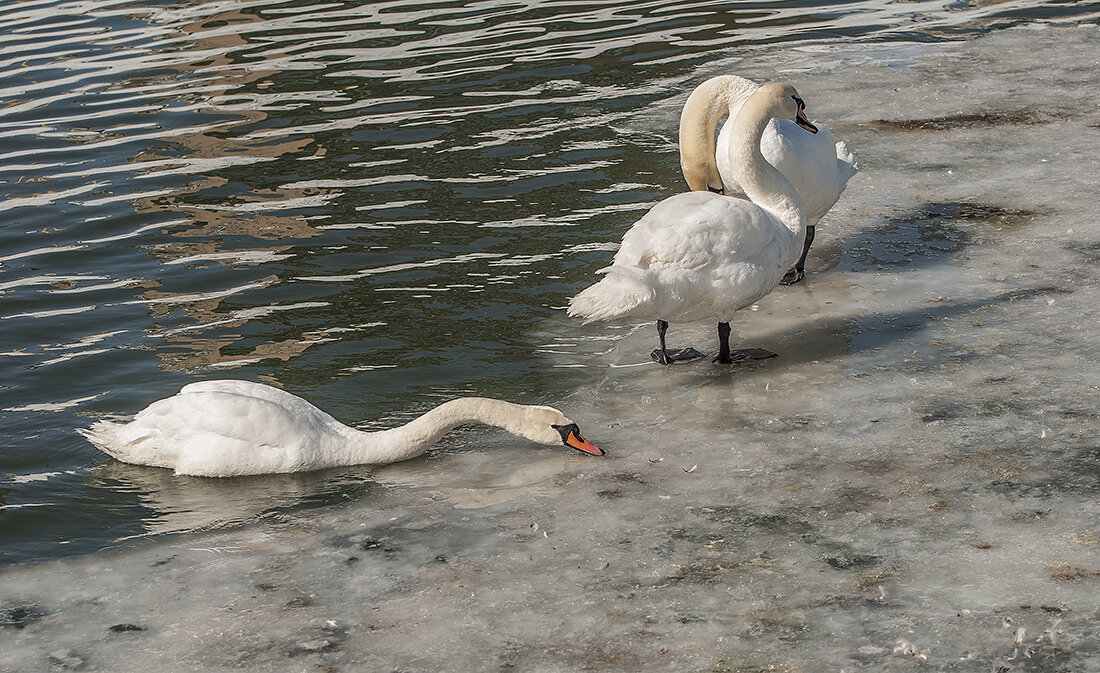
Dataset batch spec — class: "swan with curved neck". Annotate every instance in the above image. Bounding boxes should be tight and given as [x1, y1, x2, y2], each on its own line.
[679, 75, 857, 284]
[79, 380, 603, 477]
[569, 83, 815, 364]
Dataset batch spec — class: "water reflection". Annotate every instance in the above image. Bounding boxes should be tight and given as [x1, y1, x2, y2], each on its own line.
[95, 460, 380, 538]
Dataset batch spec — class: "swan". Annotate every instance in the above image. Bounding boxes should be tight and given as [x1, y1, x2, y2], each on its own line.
[679, 75, 857, 284]
[79, 379, 603, 477]
[569, 82, 815, 365]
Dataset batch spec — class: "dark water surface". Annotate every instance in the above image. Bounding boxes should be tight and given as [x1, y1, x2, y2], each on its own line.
[1, 0, 1098, 565]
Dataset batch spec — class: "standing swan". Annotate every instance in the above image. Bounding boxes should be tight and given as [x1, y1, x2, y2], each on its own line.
[679, 75, 857, 284]
[569, 83, 815, 365]
[79, 380, 603, 477]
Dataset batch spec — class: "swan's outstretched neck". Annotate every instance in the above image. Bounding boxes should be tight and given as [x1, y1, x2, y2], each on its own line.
[353, 397, 530, 465]
[727, 89, 806, 236]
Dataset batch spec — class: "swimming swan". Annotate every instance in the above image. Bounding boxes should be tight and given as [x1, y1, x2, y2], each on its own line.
[569, 83, 816, 364]
[679, 75, 857, 284]
[79, 379, 603, 477]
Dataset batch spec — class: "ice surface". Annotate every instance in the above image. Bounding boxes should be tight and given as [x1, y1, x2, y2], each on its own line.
[3, 23, 1100, 673]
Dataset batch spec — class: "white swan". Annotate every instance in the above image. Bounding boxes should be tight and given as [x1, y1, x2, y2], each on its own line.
[569, 82, 816, 365]
[79, 379, 603, 477]
[679, 75, 857, 284]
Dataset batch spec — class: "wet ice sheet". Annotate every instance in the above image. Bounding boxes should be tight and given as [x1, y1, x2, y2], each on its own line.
[4, 24, 1100, 673]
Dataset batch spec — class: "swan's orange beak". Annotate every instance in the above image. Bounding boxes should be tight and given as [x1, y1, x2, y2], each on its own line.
[565, 429, 604, 456]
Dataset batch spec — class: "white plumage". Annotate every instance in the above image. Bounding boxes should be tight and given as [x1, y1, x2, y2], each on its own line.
[680, 75, 857, 283]
[570, 82, 817, 364]
[569, 191, 791, 324]
[79, 379, 602, 477]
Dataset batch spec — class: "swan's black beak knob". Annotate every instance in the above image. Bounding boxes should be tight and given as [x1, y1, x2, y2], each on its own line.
[793, 97, 818, 134]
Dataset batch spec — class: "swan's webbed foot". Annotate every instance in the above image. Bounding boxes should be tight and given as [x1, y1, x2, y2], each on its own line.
[779, 267, 805, 285]
[714, 348, 778, 364]
[652, 319, 705, 365]
[651, 347, 705, 365]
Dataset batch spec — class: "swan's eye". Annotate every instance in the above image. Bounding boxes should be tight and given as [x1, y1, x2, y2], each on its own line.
[792, 96, 805, 111]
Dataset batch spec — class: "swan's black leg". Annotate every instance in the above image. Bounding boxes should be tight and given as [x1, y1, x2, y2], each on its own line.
[714, 321, 778, 364]
[780, 225, 815, 286]
[714, 322, 732, 364]
[652, 320, 672, 365]
[650, 320, 704, 365]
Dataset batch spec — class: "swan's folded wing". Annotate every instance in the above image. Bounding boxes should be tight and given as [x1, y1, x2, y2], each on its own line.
[615, 195, 778, 272]
[179, 380, 343, 428]
[616, 224, 713, 271]
[136, 388, 338, 453]
[181, 379, 304, 407]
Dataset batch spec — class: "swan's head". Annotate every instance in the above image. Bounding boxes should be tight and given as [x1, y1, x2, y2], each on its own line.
[760, 82, 818, 135]
[520, 406, 604, 456]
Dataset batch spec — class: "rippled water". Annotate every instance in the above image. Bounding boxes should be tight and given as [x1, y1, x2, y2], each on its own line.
[0, 0, 1097, 576]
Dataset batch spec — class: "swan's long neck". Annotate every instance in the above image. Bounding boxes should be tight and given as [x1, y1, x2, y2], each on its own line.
[726, 96, 806, 238]
[679, 76, 757, 192]
[337, 398, 530, 465]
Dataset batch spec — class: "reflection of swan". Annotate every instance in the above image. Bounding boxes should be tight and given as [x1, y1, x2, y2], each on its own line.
[680, 75, 857, 284]
[96, 460, 369, 538]
[569, 83, 815, 364]
[80, 380, 603, 477]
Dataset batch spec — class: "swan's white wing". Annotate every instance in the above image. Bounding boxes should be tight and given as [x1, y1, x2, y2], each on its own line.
[570, 192, 788, 323]
[135, 391, 296, 442]
[181, 379, 309, 409]
[716, 117, 856, 225]
[178, 380, 343, 433]
[616, 193, 777, 270]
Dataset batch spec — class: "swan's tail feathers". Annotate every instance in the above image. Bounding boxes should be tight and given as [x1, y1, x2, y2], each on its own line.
[567, 269, 654, 324]
[78, 421, 158, 467]
[835, 141, 858, 183]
